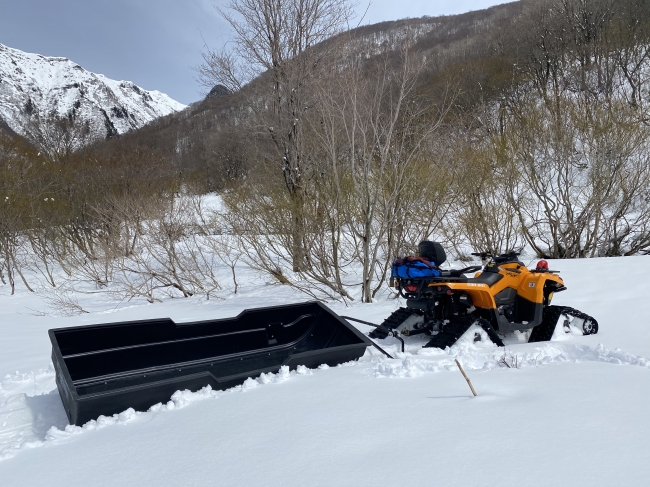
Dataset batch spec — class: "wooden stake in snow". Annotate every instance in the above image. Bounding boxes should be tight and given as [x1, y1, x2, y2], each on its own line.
[455, 359, 477, 397]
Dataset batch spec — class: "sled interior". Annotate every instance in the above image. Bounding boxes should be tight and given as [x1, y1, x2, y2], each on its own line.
[50, 301, 371, 425]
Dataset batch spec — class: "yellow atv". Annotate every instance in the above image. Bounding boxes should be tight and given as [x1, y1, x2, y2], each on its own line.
[369, 241, 598, 349]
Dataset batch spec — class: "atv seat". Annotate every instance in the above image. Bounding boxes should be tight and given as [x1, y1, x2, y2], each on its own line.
[467, 272, 503, 287]
[439, 269, 465, 278]
[426, 275, 468, 282]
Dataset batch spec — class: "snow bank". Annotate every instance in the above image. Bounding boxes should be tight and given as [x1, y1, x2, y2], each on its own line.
[2, 335, 647, 463]
[0, 255, 649, 486]
[0, 365, 308, 460]
[372, 339, 650, 379]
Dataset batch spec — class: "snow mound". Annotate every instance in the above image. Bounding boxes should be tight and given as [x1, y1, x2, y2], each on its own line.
[0, 365, 306, 460]
[370, 340, 650, 379]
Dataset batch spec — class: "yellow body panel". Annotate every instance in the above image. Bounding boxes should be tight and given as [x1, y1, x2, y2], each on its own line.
[426, 262, 564, 311]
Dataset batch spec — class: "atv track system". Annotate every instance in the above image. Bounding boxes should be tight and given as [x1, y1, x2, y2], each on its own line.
[529, 305, 599, 342]
[370, 308, 505, 349]
[424, 317, 504, 348]
[371, 305, 598, 350]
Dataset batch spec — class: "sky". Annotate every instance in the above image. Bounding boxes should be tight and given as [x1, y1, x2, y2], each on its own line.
[0, 1, 513, 105]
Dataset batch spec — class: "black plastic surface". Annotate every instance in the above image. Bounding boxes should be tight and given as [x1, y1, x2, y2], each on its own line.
[468, 272, 504, 286]
[49, 302, 371, 425]
[418, 241, 446, 266]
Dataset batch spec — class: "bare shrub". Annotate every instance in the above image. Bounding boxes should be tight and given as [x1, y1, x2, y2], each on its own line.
[314, 42, 455, 301]
[502, 95, 650, 257]
[496, 349, 520, 369]
[198, 0, 355, 272]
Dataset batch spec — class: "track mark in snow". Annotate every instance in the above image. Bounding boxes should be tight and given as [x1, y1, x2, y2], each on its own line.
[0, 365, 67, 459]
[0, 391, 68, 460]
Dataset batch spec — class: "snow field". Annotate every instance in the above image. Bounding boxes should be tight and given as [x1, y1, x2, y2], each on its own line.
[1, 359, 648, 486]
[0, 255, 649, 485]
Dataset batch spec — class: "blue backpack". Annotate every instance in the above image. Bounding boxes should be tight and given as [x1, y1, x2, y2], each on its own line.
[391, 257, 441, 279]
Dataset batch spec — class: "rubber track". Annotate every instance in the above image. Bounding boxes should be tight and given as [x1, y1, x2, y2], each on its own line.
[556, 306, 599, 334]
[424, 317, 504, 349]
[476, 318, 505, 347]
[369, 307, 415, 339]
[528, 305, 599, 343]
[528, 305, 563, 342]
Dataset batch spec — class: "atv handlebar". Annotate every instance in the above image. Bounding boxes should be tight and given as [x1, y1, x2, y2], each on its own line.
[457, 265, 482, 274]
[471, 252, 491, 259]
[471, 250, 521, 258]
[471, 250, 522, 265]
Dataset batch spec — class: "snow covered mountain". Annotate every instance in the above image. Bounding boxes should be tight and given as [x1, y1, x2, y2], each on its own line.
[0, 43, 186, 139]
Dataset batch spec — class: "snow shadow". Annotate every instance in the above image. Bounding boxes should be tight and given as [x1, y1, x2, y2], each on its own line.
[25, 390, 69, 440]
[0, 390, 68, 459]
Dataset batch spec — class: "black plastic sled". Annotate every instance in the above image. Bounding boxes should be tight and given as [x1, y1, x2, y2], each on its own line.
[50, 301, 372, 426]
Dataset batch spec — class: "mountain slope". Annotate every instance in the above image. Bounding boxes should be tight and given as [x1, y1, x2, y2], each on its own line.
[128, 1, 523, 191]
[0, 43, 186, 139]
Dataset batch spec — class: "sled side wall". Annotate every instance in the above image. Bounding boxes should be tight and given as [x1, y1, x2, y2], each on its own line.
[49, 302, 371, 425]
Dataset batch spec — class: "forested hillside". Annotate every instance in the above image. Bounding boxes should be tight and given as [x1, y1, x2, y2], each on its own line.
[1, 0, 649, 303]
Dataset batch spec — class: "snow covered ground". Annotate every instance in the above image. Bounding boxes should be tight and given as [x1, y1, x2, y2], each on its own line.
[0, 255, 649, 486]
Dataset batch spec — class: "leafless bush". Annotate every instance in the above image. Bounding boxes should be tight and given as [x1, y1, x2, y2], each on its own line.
[496, 349, 520, 369]
[198, 0, 355, 273]
[502, 96, 650, 258]
[24, 112, 101, 164]
[447, 137, 524, 256]
[38, 288, 89, 317]
[102, 195, 224, 303]
[221, 184, 353, 301]
[313, 41, 455, 301]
